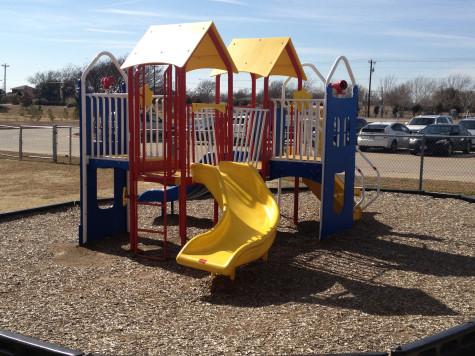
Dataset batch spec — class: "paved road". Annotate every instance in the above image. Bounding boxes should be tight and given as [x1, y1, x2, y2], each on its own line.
[0, 126, 80, 157]
[1, 127, 474, 183]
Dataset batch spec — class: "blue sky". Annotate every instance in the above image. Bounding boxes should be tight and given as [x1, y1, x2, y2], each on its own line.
[2, 0, 475, 92]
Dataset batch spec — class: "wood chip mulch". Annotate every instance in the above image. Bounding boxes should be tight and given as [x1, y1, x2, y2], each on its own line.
[0, 192, 474, 355]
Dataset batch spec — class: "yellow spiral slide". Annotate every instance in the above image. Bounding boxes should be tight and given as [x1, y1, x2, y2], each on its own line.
[176, 162, 279, 280]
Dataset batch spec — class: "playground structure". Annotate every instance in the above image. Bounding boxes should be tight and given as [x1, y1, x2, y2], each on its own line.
[78, 21, 380, 278]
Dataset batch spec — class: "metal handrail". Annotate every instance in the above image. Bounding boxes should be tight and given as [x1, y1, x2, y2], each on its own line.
[281, 63, 326, 101]
[326, 56, 356, 87]
[354, 166, 366, 209]
[356, 146, 381, 210]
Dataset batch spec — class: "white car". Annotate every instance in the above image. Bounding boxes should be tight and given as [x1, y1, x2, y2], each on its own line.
[406, 115, 453, 133]
[357, 122, 411, 152]
[459, 118, 475, 147]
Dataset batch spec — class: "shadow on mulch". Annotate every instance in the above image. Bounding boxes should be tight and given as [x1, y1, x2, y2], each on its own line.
[152, 214, 214, 229]
[204, 212, 473, 316]
[85, 211, 473, 316]
[85, 232, 208, 279]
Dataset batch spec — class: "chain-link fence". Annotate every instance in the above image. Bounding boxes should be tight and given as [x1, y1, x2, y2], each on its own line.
[1, 126, 474, 195]
[0, 124, 79, 163]
[355, 133, 475, 196]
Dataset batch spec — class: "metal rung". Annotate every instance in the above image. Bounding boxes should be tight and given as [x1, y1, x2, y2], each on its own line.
[137, 201, 163, 207]
[138, 228, 165, 235]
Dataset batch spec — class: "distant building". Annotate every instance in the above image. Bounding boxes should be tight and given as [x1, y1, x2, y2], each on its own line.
[11, 85, 36, 98]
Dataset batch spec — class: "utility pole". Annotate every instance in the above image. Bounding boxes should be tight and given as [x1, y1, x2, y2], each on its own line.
[2, 63, 10, 94]
[367, 59, 375, 117]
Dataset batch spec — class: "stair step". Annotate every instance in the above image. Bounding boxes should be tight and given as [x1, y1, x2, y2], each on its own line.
[137, 201, 163, 207]
[138, 228, 166, 235]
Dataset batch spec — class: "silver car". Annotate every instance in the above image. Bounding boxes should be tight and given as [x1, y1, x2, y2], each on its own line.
[406, 115, 453, 133]
[459, 118, 475, 147]
[357, 122, 411, 152]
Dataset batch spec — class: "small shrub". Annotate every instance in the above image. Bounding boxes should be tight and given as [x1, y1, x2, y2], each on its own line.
[47, 108, 55, 121]
[28, 105, 43, 121]
[63, 107, 69, 120]
[73, 106, 79, 120]
[20, 93, 33, 107]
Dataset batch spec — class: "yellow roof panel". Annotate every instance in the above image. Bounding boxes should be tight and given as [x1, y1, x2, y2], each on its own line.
[211, 37, 306, 80]
[121, 21, 237, 73]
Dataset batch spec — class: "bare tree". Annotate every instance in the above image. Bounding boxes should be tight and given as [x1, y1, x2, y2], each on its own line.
[233, 88, 251, 106]
[386, 83, 412, 113]
[408, 76, 436, 109]
[379, 75, 397, 99]
[190, 80, 215, 103]
[444, 74, 473, 91]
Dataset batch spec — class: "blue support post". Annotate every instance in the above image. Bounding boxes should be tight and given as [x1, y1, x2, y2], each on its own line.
[319, 85, 358, 240]
[78, 81, 128, 246]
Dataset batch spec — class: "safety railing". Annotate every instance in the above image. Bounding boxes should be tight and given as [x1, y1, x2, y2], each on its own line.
[86, 93, 128, 159]
[190, 108, 219, 165]
[142, 95, 164, 159]
[272, 98, 324, 161]
[232, 107, 269, 168]
[187, 106, 270, 169]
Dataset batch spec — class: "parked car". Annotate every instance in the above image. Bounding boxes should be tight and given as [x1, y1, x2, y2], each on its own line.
[356, 117, 368, 133]
[409, 124, 472, 156]
[357, 122, 411, 152]
[406, 115, 453, 133]
[459, 117, 475, 147]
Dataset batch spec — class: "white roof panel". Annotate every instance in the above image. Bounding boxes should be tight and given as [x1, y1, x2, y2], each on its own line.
[121, 21, 236, 72]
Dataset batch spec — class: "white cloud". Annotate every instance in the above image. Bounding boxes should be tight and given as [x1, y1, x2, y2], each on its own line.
[209, 0, 247, 5]
[385, 30, 475, 42]
[95, 8, 206, 21]
[383, 29, 475, 49]
[86, 28, 135, 35]
[40, 37, 135, 49]
[214, 15, 276, 23]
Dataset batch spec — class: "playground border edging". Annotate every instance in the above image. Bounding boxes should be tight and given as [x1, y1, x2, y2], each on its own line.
[0, 188, 472, 222]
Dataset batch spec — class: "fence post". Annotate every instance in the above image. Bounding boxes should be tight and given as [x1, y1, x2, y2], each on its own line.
[52, 124, 58, 163]
[69, 126, 72, 164]
[418, 135, 425, 191]
[19, 126, 23, 160]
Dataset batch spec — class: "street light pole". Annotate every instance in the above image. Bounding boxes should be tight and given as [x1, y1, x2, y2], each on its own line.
[2, 63, 10, 94]
[367, 59, 375, 117]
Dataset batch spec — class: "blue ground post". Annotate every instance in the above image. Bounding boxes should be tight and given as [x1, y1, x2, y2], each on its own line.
[319, 85, 359, 239]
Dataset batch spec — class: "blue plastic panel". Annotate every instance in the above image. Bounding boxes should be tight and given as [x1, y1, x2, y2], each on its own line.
[319, 85, 358, 240]
[269, 159, 323, 183]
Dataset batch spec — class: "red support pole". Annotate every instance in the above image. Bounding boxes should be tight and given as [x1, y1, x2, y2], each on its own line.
[215, 74, 221, 104]
[251, 73, 256, 108]
[227, 68, 233, 161]
[165, 66, 173, 175]
[215, 73, 222, 162]
[141, 66, 146, 166]
[207, 28, 233, 161]
[127, 67, 137, 253]
[287, 46, 303, 226]
[177, 66, 188, 246]
[263, 76, 269, 109]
